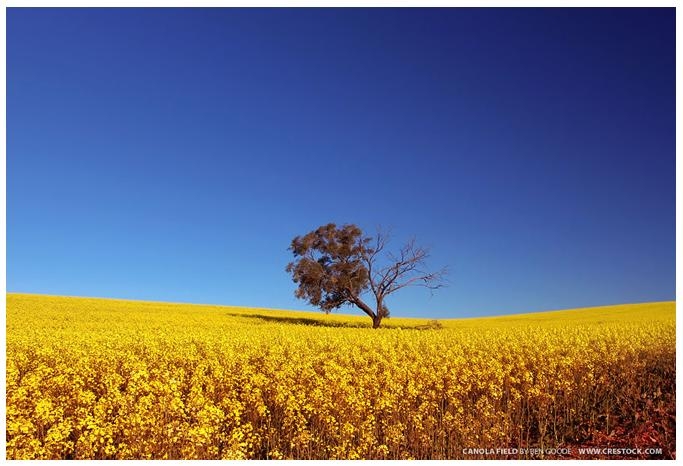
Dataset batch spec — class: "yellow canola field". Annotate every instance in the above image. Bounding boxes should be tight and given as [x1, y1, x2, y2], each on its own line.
[6, 294, 675, 459]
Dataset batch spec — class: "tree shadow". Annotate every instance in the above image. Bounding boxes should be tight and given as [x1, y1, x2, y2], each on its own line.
[225, 313, 443, 330]
[225, 312, 371, 328]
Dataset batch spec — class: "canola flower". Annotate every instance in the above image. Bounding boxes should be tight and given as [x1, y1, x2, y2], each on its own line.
[6, 294, 675, 459]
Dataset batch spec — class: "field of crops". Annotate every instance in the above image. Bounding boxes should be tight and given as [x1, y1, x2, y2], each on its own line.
[6, 293, 676, 459]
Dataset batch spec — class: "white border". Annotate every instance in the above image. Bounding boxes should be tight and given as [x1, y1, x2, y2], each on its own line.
[1, 3, 7, 462]
[675, 5, 681, 463]
[2, 3, 678, 464]
[2, 1, 680, 7]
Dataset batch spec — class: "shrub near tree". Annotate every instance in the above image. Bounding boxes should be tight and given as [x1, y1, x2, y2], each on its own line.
[286, 223, 447, 328]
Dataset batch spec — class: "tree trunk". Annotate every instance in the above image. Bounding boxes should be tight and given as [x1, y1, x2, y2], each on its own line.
[350, 295, 383, 328]
[372, 296, 386, 329]
[372, 315, 382, 329]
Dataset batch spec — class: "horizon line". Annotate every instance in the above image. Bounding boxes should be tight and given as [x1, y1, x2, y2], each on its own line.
[6, 291, 675, 321]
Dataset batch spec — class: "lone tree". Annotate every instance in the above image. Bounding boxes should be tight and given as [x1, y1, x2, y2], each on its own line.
[286, 223, 447, 328]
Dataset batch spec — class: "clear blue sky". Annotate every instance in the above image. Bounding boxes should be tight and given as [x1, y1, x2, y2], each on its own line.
[8, 8, 675, 318]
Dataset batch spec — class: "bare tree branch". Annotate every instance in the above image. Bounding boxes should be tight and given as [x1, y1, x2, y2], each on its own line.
[364, 229, 387, 299]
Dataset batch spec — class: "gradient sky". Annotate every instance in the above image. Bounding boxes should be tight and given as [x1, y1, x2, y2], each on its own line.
[7, 8, 675, 318]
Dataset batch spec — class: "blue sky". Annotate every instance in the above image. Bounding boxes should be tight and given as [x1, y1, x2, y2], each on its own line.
[7, 8, 675, 318]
